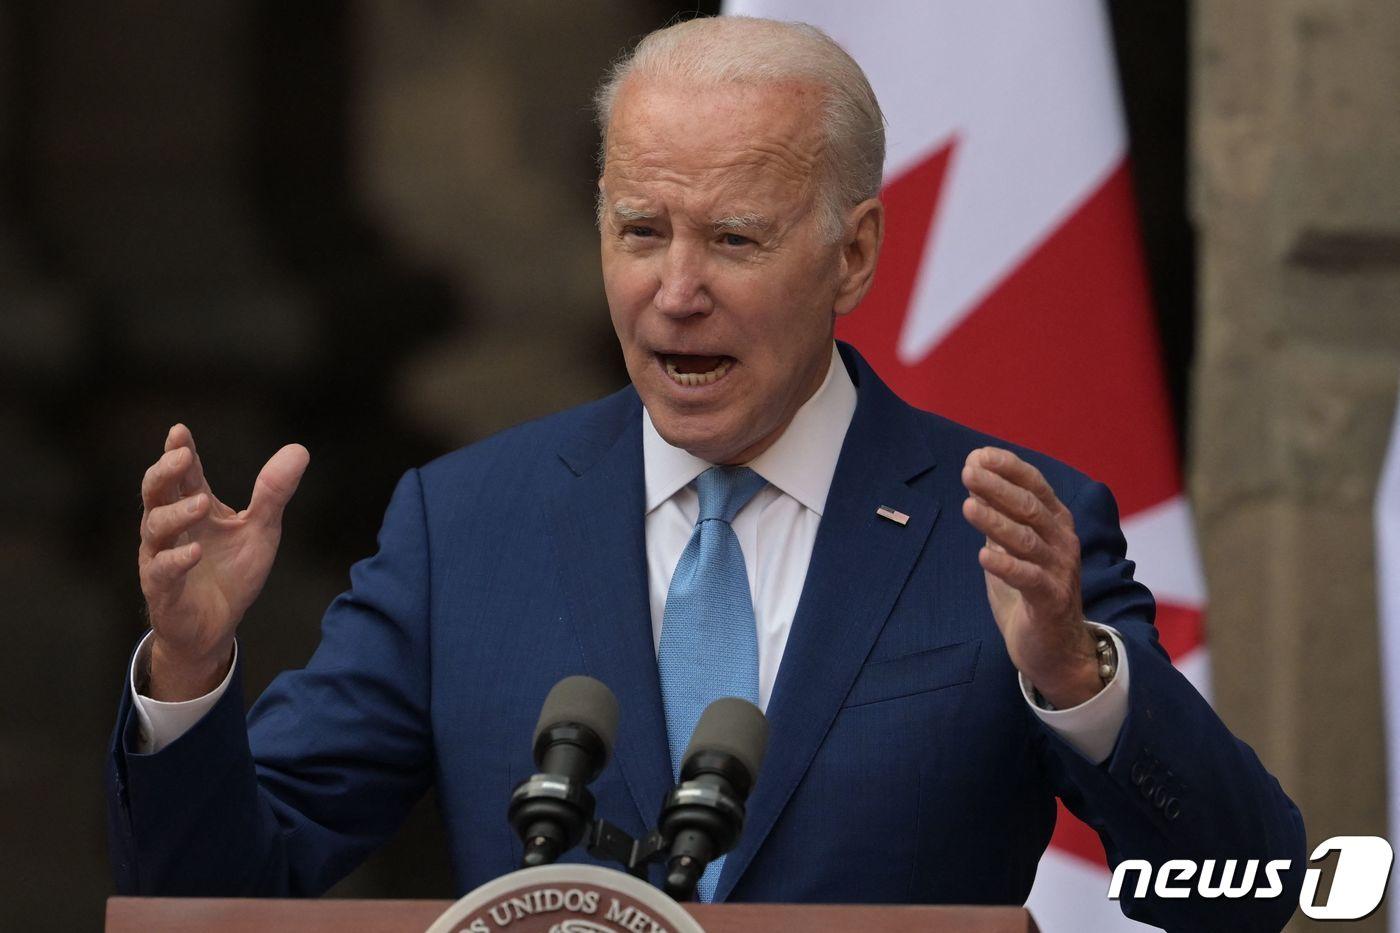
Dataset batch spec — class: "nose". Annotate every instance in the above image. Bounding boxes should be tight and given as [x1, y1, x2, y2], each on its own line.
[653, 239, 713, 318]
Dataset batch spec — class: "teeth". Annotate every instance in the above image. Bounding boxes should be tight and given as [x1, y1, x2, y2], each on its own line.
[664, 357, 733, 387]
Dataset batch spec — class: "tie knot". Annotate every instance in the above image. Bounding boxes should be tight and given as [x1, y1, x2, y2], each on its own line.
[695, 466, 767, 524]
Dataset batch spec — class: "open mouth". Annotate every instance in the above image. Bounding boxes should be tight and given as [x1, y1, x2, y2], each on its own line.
[660, 353, 735, 387]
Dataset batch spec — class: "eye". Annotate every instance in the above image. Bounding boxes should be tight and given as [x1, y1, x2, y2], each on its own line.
[719, 233, 753, 247]
[621, 224, 659, 239]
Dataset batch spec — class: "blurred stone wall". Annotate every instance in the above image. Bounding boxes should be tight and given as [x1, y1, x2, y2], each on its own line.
[1192, 1, 1400, 929]
[352, 0, 651, 443]
[0, 1, 689, 927]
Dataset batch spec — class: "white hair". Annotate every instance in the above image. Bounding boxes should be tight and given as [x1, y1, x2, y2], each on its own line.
[594, 16, 886, 240]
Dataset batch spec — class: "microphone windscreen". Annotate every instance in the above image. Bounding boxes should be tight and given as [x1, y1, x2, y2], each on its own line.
[533, 675, 620, 756]
[684, 697, 769, 782]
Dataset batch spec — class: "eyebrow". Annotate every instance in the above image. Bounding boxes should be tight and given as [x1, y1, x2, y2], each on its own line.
[606, 203, 773, 232]
[612, 205, 658, 222]
[712, 213, 772, 232]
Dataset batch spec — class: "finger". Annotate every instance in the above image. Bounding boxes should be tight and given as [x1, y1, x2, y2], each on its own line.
[965, 448, 1062, 513]
[961, 462, 1059, 539]
[142, 494, 211, 554]
[978, 544, 1057, 597]
[963, 497, 1048, 563]
[141, 447, 195, 511]
[142, 541, 203, 590]
[245, 443, 310, 528]
[164, 423, 212, 499]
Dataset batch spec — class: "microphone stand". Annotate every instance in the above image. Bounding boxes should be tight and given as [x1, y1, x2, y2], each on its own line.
[510, 693, 764, 902]
[574, 756, 749, 901]
[583, 818, 671, 879]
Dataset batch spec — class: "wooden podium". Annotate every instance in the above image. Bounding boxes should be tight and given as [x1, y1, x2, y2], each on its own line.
[107, 897, 1040, 932]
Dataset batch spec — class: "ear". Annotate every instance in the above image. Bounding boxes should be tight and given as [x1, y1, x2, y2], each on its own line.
[833, 198, 884, 316]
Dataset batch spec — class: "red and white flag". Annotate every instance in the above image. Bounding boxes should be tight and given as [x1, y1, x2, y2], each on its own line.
[724, 2, 1207, 928]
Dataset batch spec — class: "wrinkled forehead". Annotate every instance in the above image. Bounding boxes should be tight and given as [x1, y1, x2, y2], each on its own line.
[601, 76, 828, 184]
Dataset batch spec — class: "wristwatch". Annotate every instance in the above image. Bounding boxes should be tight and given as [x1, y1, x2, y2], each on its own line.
[1031, 625, 1118, 711]
[1094, 629, 1119, 683]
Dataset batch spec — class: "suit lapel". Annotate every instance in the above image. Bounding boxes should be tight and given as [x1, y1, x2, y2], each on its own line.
[548, 391, 674, 832]
[716, 349, 941, 900]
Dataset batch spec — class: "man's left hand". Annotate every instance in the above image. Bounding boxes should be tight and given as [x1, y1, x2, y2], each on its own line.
[960, 447, 1102, 708]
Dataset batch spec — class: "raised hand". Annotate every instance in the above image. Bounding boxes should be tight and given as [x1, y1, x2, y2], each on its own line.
[138, 424, 309, 701]
[960, 447, 1102, 708]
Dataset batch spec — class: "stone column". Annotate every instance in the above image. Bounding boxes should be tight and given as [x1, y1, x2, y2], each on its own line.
[1193, 1, 1400, 928]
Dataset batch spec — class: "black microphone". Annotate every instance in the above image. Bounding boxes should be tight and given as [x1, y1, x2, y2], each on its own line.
[508, 675, 620, 868]
[657, 697, 769, 901]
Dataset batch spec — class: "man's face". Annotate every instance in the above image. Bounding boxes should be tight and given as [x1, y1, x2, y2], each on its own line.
[599, 77, 846, 465]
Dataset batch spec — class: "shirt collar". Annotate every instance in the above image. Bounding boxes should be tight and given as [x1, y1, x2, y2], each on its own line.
[642, 343, 857, 516]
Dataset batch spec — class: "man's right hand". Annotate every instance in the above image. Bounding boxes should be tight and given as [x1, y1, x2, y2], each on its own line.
[138, 423, 310, 701]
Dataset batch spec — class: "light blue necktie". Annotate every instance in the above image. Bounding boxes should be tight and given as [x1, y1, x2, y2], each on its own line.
[657, 465, 767, 902]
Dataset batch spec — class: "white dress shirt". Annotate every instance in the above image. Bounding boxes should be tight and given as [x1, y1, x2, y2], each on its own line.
[133, 343, 1129, 762]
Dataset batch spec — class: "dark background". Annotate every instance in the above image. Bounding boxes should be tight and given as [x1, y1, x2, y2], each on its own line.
[0, 1, 1191, 927]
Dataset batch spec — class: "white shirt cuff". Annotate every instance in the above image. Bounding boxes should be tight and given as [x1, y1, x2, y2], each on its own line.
[1018, 623, 1129, 765]
[129, 630, 236, 754]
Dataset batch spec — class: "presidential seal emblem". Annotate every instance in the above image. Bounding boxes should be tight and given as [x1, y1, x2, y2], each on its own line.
[425, 864, 706, 933]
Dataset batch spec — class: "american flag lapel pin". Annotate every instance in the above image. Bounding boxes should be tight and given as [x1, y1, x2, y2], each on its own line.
[876, 505, 910, 526]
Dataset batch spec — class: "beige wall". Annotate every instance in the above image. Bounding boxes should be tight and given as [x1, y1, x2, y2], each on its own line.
[1193, 0, 1400, 928]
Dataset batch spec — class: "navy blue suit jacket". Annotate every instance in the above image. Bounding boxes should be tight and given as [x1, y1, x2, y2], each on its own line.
[108, 345, 1305, 930]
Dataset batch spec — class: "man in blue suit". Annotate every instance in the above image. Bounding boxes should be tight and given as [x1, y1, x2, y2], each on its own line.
[109, 16, 1305, 931]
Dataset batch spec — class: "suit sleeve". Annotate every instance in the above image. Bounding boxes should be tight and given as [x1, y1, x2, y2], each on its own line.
[106, 468, 435, 896]
[1033, 479, 1307, 932]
